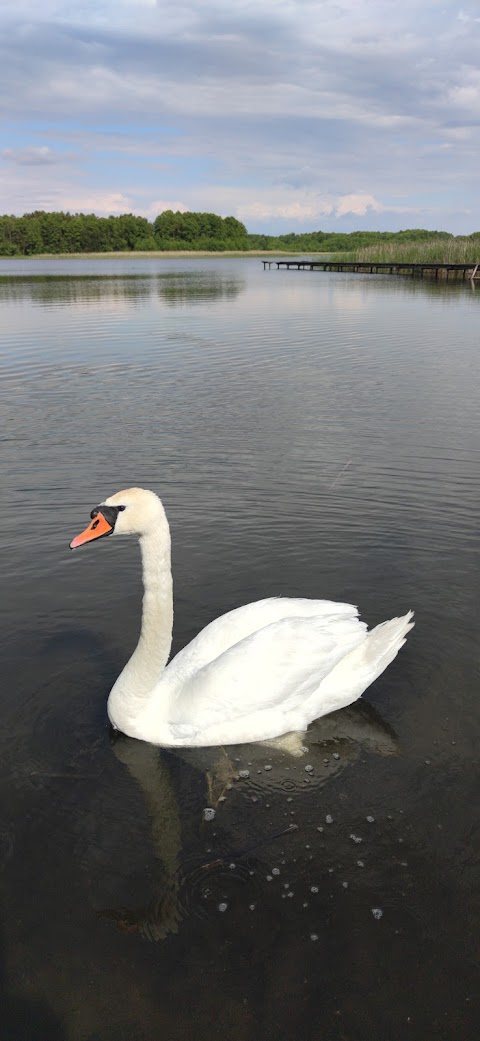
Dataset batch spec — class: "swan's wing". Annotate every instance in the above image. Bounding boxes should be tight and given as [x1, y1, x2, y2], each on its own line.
[168, 614, 367, 739]
[166, 596, 360, 678]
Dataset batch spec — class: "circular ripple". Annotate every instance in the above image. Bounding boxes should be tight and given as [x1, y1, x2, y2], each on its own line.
[175, 852, 259, 922]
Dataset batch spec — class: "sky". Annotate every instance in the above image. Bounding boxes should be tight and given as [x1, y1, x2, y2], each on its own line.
[0, 0, 479, 234]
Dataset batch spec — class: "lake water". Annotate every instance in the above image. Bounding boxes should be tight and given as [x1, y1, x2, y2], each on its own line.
[1, 256, 479, 1041]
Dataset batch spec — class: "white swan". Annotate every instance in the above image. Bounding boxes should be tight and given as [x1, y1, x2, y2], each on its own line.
[70, 487, 414, 748]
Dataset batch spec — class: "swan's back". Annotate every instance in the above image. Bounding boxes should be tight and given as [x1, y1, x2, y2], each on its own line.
[163, 596, 362, 687]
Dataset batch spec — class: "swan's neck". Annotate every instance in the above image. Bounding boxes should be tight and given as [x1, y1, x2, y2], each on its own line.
[136, 529, 174, 680]
[107, 526, 173, 731]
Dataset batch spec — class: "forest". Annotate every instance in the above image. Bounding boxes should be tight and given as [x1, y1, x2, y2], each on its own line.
[0, 208, 475, 256]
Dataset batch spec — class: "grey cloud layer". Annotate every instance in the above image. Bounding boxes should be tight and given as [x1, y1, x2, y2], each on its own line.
[0, 1, 479, 226]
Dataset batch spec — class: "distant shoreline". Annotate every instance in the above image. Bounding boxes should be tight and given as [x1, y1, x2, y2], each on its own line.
[1, 249, 331, 260]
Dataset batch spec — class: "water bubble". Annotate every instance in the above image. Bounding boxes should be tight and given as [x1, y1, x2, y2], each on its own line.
[264, 764, 273, 772]
[203, 808, 215, 822]
[238, 769, 250, 779]
[317, 826, 324, 833]
[305, 764, 314, 773]
[229, 863, 236, 870]
[350, 834, 363, 844]
[218, 902, 228, 913]
[310, 933, 319, 942]
[341, 881, 349, 889]
[287, 891, 294, 898]
[366, 815, 375, 823]
[249, 904, 256, 911]
[266, 875, 273, 882]
[310, 885, 319, 893]
[325, 815, 334, 825]
[357, 860, 365, 868]
[371, 907, 383, 920]
[333, 752, 340, 761]
[272, 867, 280, 876]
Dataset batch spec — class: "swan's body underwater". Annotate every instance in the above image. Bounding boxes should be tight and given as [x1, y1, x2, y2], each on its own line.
[69, 487, 414, 748]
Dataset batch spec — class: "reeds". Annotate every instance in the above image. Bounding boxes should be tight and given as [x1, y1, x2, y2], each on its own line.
[343, 236, 480, 265]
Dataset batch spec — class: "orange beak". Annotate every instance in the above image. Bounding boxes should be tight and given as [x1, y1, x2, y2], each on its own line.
[70, 511, 114, 549]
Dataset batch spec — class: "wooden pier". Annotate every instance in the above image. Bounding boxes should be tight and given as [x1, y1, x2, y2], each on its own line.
[262, 259, 480, 281]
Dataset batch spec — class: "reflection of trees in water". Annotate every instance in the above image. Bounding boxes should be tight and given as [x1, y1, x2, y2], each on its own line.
[0, 273, 245, 306]
[158, 275, 243, 305]
[319, 272, 480, 303]
[3, 267, 476, 308]
[0, 275, 152, 305]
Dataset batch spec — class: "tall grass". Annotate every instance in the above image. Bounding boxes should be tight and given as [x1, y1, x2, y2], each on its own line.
[342, 236, 480, 265]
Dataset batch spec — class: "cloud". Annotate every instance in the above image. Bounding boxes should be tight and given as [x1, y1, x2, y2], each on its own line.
[0, 1, 479, 231]
[1, 145, 77, 165]
[154, 184, 421, 224]
[56, 191, 134, 214]
[142, 199, 188, 215]
[447, 69, 480, 115]
[0, 162, 135, 215]
[232, 191, 385, 222]
[335, 193, 383, 218]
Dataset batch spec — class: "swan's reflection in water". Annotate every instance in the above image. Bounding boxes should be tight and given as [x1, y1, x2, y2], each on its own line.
[100, 702, 398, 941]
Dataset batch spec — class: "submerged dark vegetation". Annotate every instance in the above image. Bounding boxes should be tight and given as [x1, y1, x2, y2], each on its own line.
[1, 208, 479, 258]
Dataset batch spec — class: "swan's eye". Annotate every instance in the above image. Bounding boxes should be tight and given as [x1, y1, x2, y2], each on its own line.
[118, 505, 126, 512]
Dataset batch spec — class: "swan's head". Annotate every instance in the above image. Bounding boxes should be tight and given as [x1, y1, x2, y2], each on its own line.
[69, 487, 166, 549]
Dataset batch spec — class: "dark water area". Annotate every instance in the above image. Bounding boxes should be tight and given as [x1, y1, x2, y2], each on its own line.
[1, 256, 479, 1041]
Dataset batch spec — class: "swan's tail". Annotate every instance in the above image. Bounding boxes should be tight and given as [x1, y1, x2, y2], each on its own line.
[302, 611, 414, 721]
[358, 610, 414, 679]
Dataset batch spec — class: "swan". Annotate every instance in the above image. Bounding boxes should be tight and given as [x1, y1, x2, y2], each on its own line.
[69, 487, 414, 748]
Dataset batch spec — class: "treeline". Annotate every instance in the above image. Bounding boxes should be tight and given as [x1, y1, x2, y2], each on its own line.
[0, 210, 250, 255]
[249, 228, 456, 252]
[0, 209, 477, 256]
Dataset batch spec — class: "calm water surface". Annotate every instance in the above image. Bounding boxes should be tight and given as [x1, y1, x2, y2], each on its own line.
[1, 257, 479, 1041]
